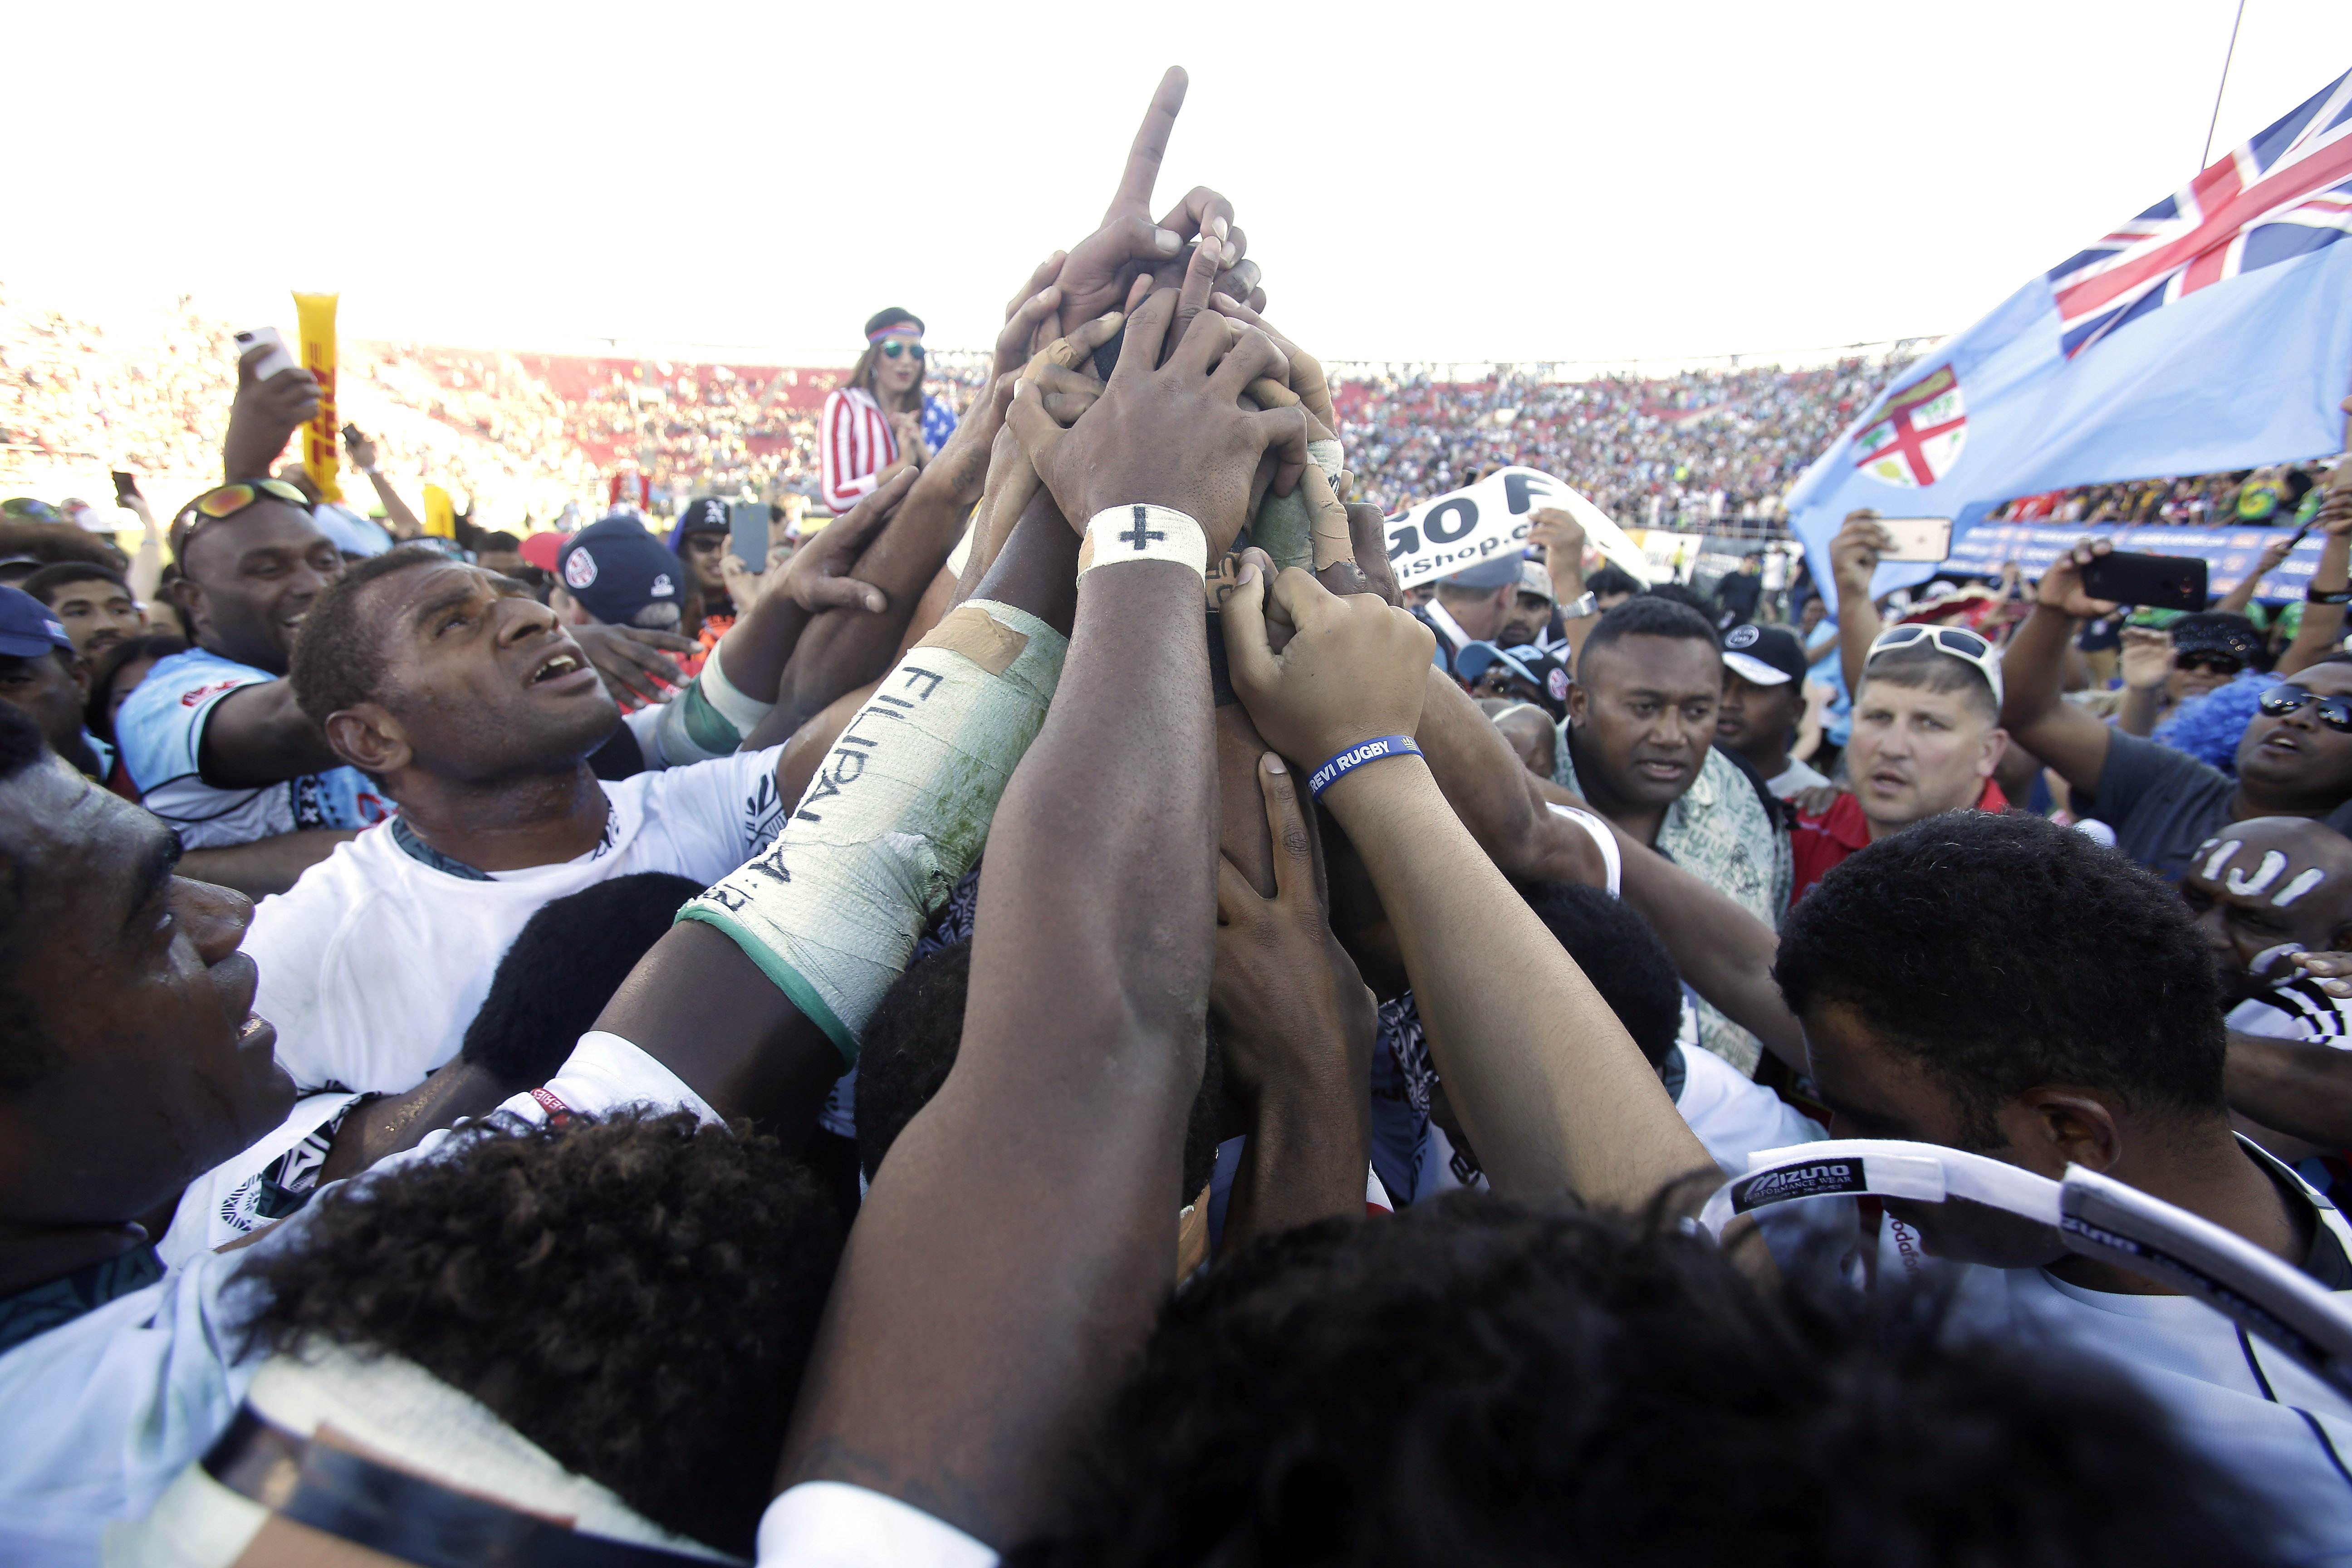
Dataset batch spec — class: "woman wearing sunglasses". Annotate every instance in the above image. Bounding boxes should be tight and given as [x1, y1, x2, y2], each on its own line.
[816, 308, 958, 514]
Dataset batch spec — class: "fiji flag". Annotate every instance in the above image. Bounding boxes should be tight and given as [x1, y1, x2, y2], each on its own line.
[1789, 68, 2352, 607]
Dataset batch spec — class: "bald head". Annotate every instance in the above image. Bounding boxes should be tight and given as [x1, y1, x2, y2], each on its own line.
[2179, 816, 2352, 997]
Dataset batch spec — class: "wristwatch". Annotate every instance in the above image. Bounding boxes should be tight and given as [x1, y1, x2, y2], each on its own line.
[1559, 591, 1599, 620]
[2307, 584, 2352, 605]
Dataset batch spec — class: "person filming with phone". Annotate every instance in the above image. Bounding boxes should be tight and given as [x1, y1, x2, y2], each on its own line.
[2001, 483, 2352, 882]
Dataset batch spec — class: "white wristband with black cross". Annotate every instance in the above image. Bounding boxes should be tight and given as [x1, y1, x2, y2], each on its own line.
[1078, 505, 1209, 581]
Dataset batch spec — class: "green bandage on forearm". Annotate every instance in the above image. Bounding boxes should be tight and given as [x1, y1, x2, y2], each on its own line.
[652, 641, 776, 766]
[677, 599, 1067, 1065]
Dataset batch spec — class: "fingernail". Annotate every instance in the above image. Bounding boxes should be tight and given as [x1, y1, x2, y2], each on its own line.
[1154, 228, 1181, 254]
[1211, 216, 1229, 240]
[1264, 752, 1285, 773]
[1211, 292, 1237, 309]
[1237, 561, 1259, 585]
[1222, 241, 1238, 267]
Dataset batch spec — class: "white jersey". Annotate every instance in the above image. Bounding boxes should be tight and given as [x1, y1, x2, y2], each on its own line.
[1880, 1139, 2352, 1557]
[759, 1481, 996, 1568]
[2228, 974, 2352, 1047]
[245, 748, 790, 1096]
[0, 1245, 262, 1567]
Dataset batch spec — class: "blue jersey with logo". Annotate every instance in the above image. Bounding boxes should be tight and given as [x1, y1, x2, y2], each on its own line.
[115, 647, 390, 849]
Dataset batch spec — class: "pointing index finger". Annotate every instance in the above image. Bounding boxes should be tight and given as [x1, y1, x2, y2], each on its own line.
[1109, 66, 1188, 221]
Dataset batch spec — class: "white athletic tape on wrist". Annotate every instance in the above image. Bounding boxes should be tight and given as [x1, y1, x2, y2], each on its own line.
[677, 598, 1067, 1066]
[652, 639, 776, 765]
[1078, 505, 1208, 580]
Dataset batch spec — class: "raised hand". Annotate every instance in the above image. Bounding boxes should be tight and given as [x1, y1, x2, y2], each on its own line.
[1828, 509, 1891, 601]
[1222, 561, 1435, 768]
[913, 373, 1016, 511]
[1527, 506, 1587, 569]
[1208, 293, 1332, 434]
[569, 621, 699, 710]
[1052, 67, 1256, 335]
[2038, 538, 2122, 620]
[2118, 625, 2173, 691]
[1007, 287, 1308, 562]
[223, 343, 322, 479]
[769, 474, 899, 613]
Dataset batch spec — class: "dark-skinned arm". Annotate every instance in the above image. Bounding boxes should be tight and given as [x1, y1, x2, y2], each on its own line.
[196, 680, 344, 787]
[1827, 510, 1889, 699]
[2278, 484, 2352, 678]
[2225, 1030, 2352, 1148]
[179, 830, 357, 899]
[1213, 752, 1378, 1252]
[777, 281, 1299, 1544]
[221, 347, 318, 481]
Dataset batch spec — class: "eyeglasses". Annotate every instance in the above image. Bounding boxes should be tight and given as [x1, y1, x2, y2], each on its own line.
[2257, 684, 2352, 733]
[879, 339, 925, 362]
[1864, 622, 2004, 705]
[2175, 650, 2247, 676]
[172, 479, 312, 553]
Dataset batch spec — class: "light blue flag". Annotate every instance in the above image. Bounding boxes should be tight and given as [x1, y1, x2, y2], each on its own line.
[1788, 69, 2352, 612]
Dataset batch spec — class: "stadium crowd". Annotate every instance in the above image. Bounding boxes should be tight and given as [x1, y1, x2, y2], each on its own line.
[5, 65, 2352, 1568]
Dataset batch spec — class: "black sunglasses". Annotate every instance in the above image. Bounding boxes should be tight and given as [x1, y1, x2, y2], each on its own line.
[2175, 650, 2247, 676]
[2258, 684, 2352, 733]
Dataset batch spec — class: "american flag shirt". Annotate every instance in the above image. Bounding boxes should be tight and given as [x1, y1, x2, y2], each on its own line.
[818, 385, 960, 512]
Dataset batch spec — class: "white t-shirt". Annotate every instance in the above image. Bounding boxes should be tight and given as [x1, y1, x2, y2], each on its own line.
[246, 748, 790, 1095]
[1883, 1141, 2352, 1554]
[758, 1480, 996, 1568]
[0, 1245, 262, 1567]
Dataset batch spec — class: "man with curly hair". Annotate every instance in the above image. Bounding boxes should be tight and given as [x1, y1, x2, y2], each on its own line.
[1775, 810, 2352, 1552]
[115, 1111, 844, 1563]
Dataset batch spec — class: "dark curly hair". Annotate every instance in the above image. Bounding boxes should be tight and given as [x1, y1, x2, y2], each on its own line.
[239, 1110, 844, 1553]
[1522, 882, 1684, 1068]
[1774, 811, 2226, 1144]
[1024, 1195, 2277, 1568]
[1577, 592, 1721, 680]
[286, 544, 443, 735]
[460, 872, 702, 1091]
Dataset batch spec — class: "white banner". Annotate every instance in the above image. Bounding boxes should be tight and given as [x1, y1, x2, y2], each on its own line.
[1384, 467, 1654, 592]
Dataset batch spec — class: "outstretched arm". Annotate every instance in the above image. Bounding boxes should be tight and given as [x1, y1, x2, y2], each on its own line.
[1828, 509, 1889, 699]
[1999, 539, 2119, 795]
[776, 282, 1300, 1544]
[1227, 564, 1715, 1211]
[2278, 484, 2352, 678]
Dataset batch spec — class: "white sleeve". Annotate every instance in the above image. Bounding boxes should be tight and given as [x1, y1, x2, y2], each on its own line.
[757, 1481, 997, 1568]
[636, 746, 791, 877]
[494, 1031, 720, 1127]
[622, 702, 670, 769]
[243, 880, 344, 1094]
[1546, 803, 1622, 896]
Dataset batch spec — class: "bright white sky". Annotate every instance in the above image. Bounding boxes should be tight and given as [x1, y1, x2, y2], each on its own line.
[7, 0, 2350, 368]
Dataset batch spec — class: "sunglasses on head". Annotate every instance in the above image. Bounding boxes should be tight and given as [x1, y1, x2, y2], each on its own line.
[2175, 649, 2247, 676]
[1864, 622, 2004, 704]
[879, 339, 925, 362]
[2258, 684, 2352, 733]
[172, 478, 313, 553]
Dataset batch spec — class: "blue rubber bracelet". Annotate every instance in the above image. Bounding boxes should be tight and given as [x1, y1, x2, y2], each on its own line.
[1307, 735, 1423, 799]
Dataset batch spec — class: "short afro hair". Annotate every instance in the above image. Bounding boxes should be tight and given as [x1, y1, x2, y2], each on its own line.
[1577, 593, 1722, 680]
[287, 544, 444, 733]
[1522, 882, 1684, 1068]
[1774, 812, 2226, 1144]
[20, 560, 129, 608]
[1585, 562, 1643, 599]
[239, 1110, 844, 1554]
[460, 872, 703, 1091]
[1036, 1195, 2277, 1567]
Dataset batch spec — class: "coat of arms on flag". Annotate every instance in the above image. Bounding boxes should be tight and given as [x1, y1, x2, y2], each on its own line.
[1852, 365, 1966, 488]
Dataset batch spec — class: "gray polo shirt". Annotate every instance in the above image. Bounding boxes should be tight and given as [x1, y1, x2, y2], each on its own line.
[2084, 731, 2352, 882]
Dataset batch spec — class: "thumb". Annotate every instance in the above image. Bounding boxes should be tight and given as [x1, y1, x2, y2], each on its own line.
[802, 574, 888, 614]
[1005, 377, 1063, 466]
[1221, 558, 1281, 701]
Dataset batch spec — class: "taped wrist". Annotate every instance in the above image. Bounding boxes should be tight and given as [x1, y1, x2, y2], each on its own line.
[1247, 438, 1348, 569]
[650, 640, 777, 766]
[677, 599, 1067, 1067]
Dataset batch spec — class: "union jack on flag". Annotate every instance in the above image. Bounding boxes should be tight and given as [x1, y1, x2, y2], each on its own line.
[2049, 69, 2352, 359]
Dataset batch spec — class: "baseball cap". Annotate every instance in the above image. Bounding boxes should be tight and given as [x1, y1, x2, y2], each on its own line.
[1720, 622, 1809, 687]
[1456, 640, 1573, 719]
[517, 532, 566, 574]
[673, 497, 730, 549]
[0, 585, 76, 658]
[1517, 559, 1555, 602]
[2170, 612, 2264, 666]
[1442, 555, 1524, 591]
[556, 515, 683, 627]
